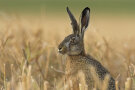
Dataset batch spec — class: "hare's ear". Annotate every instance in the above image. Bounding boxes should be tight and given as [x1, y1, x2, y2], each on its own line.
[67, 7, 79, 35]
[80, 7, 90, 38]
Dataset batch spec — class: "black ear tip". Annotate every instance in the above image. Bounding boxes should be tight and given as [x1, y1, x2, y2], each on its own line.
[66, 7, 69, 11]
[84, 7, 90, 12]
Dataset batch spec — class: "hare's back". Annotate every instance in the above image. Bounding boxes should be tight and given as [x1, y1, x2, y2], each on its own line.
[86, 55, 116, 90]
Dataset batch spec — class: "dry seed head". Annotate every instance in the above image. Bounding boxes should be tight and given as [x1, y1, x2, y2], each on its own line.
[92, 88, 97, 90]
[44, 81, 49, 90]
[115, 81, 119, 90]
[102, 74, 110, 90]
[78, 71, 87, 90]
[27, 65, 32, 76]
[4, 64, 6, 89]
[69, 80, 73, 89]
[7, 82, 11, 90]
[79, 83, 82, 90]
[125, 77, 132, 90]
[90, 66, 102, 89]
[17, 81, 23, 90]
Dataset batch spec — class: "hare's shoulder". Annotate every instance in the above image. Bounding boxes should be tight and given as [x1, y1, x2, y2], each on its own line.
[84, 55, 116, 90]
[84, 55, 110, 80]
[68, 55, 110, 79]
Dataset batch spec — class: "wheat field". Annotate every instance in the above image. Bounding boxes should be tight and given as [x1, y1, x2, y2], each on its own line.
[0, 12, 135, 90]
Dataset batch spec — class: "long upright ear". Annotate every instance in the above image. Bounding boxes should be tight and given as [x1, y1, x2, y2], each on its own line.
[80, 7, 90, 38]
[67, 7, 79, 35]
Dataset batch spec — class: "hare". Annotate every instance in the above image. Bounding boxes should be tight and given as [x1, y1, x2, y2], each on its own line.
[58, 7, 116, 90]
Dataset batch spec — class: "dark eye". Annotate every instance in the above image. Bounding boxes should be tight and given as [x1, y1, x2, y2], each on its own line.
[70, 37, 76, 43]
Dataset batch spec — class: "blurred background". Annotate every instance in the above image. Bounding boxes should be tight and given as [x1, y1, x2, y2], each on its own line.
[0, 0, 135, 38]
[0, 0, 135, 90]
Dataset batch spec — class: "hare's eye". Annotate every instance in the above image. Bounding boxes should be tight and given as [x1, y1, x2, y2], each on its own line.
[70, 37, 75, 43]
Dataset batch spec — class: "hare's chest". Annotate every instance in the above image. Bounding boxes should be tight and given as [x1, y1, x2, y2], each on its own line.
[65, 59, 88, 75]
[65, 59, 94, 89]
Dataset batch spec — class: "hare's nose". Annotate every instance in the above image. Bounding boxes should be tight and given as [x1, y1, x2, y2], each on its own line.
[58, 47, 62, 52]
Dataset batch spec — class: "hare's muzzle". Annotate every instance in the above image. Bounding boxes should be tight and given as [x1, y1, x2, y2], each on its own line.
[58, 47, 62, 52]
[58, 47, 63, 53]
[58, 45, 67, 54]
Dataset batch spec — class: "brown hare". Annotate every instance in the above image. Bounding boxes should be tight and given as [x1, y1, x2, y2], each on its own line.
[58, 7, 116, 90]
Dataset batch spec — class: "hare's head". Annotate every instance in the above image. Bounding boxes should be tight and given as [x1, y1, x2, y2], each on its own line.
[58, 7, 90, 56]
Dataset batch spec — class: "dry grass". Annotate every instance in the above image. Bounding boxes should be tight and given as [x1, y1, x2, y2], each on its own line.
[0, 13, 135, 90]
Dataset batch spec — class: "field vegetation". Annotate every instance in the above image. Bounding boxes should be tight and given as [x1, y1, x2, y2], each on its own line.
[0, 13, 135, 90]
[0, 0, 135, 89]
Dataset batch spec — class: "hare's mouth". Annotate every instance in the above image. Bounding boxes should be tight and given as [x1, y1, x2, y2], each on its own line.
[58, 49, 62, 54]
[58, 48, 67, 55]
[58, 48, 66, 55]
[58, 51, 66, 55]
